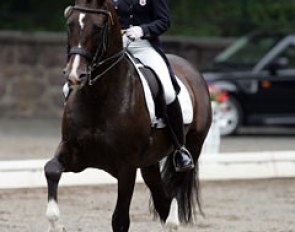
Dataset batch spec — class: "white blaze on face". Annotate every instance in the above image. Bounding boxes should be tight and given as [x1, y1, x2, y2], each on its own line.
[69, 13, 86, 81]
[79, 13, 86, 30]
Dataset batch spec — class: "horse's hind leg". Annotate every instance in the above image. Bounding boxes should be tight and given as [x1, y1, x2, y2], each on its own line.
[140, 164, 173, 223]
[186, 130, 207, 164]
[185, 129, 208, 216]
[44, 155, 65, 232]
[112, 166, 136, 232]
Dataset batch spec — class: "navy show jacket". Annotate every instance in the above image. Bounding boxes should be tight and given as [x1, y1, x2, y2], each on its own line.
[111, 0, 180, 92]
[111, 0, 171, 47]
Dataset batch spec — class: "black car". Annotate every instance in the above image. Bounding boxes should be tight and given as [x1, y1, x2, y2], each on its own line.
[203, 31, 295, 135]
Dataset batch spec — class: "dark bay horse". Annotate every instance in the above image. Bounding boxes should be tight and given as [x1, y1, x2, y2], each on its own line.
[44, 0, 211, 231]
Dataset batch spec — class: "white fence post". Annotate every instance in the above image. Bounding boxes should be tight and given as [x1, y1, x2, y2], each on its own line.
[202, 101, 221, 155]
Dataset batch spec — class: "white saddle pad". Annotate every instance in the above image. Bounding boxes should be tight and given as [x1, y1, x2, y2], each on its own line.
[126, 53, 194, 128]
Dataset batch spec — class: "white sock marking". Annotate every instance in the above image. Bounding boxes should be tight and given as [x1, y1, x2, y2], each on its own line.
[165, 198, 179, 231]
[46, 199, 60, 223]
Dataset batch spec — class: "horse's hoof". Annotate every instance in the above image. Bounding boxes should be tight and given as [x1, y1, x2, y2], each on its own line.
[165, 222, 178, 232]
[48, 225, 66, 232]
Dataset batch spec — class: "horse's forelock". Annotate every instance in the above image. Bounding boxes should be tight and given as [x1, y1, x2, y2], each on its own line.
[92, 0, 106, 6]
[75, 0, 105, 6]
[96, 0, 104, 3]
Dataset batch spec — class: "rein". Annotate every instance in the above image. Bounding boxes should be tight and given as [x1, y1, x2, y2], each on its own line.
[88, 36, 134, 85]
[88, 49, 125, 85]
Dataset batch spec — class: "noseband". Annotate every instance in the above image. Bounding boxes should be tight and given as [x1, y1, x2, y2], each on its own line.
[67, 5, 124, 86]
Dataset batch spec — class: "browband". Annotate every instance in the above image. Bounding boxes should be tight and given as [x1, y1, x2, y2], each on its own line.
[72, 5, 114, 25]
[73, 5, 110, 16]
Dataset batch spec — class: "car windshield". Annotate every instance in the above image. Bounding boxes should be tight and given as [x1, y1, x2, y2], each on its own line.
[214, 34, 282, 68]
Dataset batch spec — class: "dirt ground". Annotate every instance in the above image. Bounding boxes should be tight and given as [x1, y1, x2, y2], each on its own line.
[0, 178, 294, 232]
[1, 119, 295, 231]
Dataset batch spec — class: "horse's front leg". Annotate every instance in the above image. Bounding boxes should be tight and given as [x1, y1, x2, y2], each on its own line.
[44, 154, 65, 232]
[112, 165, 136, 232]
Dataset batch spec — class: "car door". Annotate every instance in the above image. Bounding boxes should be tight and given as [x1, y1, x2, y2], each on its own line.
[254, 43, 295, 116]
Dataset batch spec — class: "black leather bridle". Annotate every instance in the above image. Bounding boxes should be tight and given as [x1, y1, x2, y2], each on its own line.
[66, 5, 125, 86]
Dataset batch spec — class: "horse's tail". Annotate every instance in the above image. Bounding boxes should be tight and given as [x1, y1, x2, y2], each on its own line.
[161, 154, 202, 223]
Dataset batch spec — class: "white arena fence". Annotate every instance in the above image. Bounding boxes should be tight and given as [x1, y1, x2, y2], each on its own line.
[1, 150, 295, 189]
[1, 103, 295, 189]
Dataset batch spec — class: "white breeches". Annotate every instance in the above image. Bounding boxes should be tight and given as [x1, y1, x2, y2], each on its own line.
[123, 36, 176, 104]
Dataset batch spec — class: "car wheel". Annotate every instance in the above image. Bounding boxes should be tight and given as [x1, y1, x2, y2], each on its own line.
[218, 96, 242, 136]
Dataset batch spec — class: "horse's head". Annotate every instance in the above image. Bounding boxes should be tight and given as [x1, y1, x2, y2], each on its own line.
[64, 0, 119, 86]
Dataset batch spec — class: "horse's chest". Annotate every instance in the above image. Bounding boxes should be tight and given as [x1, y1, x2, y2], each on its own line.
[76, 128, 112, 147]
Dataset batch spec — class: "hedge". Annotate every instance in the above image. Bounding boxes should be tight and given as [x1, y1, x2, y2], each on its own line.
[1, 0, 295, 37]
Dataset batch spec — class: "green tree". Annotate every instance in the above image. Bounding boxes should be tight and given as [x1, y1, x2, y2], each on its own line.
[1, 0, 295, 36]
[0, 0, 68, 31]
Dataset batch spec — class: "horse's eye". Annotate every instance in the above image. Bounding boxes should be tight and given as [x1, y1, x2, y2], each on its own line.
[67, 21, 74, 29]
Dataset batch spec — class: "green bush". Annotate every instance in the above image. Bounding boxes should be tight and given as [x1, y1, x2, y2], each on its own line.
[169, 0, 295, 36]
[0, 0, 68, 31]
[1, 0, 295, 36]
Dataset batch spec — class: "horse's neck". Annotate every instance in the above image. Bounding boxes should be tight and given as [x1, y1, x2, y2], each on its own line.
[81, 59, 129, 108]
[98, 61, 128, 94]
[90, 29, 128, 102]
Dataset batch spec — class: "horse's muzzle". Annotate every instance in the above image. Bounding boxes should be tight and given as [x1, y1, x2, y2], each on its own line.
[67, 70, 87, 86]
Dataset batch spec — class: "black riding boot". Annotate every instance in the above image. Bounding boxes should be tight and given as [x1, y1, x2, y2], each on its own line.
[166, 98, 194, 172]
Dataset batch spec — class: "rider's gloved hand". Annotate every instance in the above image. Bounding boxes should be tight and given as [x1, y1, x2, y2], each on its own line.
[126, 26, 144, 41]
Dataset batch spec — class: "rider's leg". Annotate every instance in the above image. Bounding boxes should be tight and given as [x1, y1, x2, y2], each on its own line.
[129, 42, 194, 172]
[166, 97, 194, 172]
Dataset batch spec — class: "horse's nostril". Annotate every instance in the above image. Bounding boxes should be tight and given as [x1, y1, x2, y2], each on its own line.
[68, 73, 80, 85]
[79, 74, 87, 81]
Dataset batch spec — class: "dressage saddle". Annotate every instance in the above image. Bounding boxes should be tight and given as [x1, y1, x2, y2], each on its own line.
[126, 52, 167, 120]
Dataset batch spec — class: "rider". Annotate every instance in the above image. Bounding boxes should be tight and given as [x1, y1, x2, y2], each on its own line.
[111, 0, 194, 172]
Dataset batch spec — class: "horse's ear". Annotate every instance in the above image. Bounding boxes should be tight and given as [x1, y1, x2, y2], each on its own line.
[64, 6, 74, 18]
